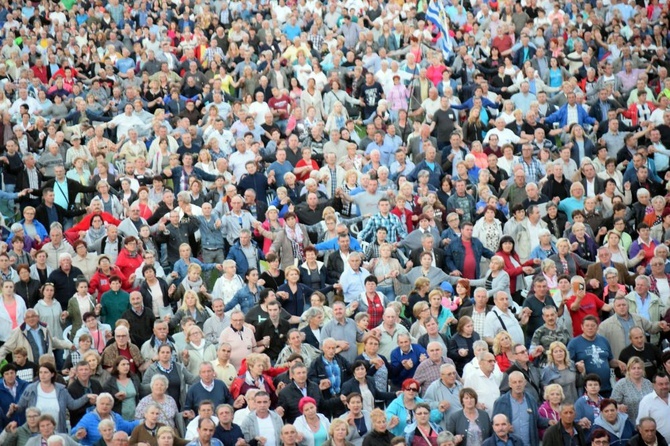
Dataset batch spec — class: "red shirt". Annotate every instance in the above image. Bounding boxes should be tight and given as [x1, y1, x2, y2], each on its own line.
[117, 346, 137, 374]
[462, 238, 477, 279]
[365, 292, 385, 328]
[268, 94, 292, 120]
[566, 292, 604, 336]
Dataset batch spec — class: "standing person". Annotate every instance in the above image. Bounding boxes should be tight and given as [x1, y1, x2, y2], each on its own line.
[542, 403, 587, 446]
[568, 316, 626, 398]
[636, 372, 670, 440]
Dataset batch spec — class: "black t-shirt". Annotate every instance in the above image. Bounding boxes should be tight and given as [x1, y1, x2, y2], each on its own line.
[358, 82, 384, 115]
[619, 343, 663, 380]
[433, 108, 458, 142]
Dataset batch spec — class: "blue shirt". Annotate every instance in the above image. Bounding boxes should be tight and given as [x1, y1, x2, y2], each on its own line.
[53, 179, 69, 209]
[340, 267, 370, 303]
[567, 334, 614, 391]
[634, 293, 653, 321]
[510, 397, 530, 446]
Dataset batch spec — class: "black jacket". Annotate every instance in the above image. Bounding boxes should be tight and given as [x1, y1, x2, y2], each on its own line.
[40, 178, 97, 210]
[68, 377, 103, 426]
[102, 374, 141, 416]
[300, 326, 321, 350]
[14, 278, 41, 308]
[340, 376, 395, 408]
[362, 430, 393, 446]
[35, 202, 85, 229]
[542, 423, 587, 446]
[255, 318, 291, 362]
[139, 277, 173, 312]
[409, 248, 446, 272]
[325, 251, 347, 285]
[48, 266, 84, 308]
[541, 176, 572, 202]
[308, 353, 351, 418]
[120, 306, 155, 347]
[277, 380, 322, 424]
[627, 433, 668, 446]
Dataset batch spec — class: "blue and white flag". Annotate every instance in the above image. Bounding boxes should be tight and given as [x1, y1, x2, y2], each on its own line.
[426, 1, 453, 58]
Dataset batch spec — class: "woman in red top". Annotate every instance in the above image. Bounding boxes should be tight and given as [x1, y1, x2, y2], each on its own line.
[294, 147, 320, 182]
[493, 330, 515, 372]
[496, 235, 539, 305]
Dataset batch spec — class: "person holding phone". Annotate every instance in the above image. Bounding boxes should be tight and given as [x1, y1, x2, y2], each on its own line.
[565, 276, 612, 337]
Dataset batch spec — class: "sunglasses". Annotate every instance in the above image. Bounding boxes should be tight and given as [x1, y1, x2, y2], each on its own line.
[405, 387, 419, 392]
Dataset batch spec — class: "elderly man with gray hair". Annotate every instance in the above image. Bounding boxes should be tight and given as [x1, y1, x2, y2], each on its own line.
[101, 325, 148, 374]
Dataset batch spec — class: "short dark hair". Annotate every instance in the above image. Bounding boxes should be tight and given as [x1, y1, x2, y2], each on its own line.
[364, 276, 378, 285]
[584, 373, 601, 386]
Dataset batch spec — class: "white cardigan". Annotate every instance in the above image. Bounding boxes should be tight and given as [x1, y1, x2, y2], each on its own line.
[293, 414, 331, 446]
[0, 295, 27, 342]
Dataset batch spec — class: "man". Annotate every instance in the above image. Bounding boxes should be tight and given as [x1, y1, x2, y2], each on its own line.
[413, 341, 453, 395]
[625, 276, 666, 342]
[529, 306, 572, 365]
[48, 253, 84, 308]
[598, 296, 668, 359]
[444, 222, 494, 280]
[319, 301, 362, 365]
[357, 198, 407, 243]
[585, 247, 636, 295]
[482, 414, 524, 446]
[500, 342, 542, 401]
[483, 291, 529, 346]
[522, 276, 561, 338]
[255, 301, 291, 363]
[213, 404, 244, 446]
[375, 307, 411, 360]
[185, 400, 219, 441]
[566, 276, 612, 336]
[0, 308, 73, 363]
[277, 362, 322, 423]
[140, 320, 177, 363]
[67, 361, 103, 426]
[423, 363, 463, 429]
[203, 298, 229, 346]
[492, 371, 547, 446]
[568, 315, 625, 397]
[239, 392, 283, 446]
[226, 229, 264, 276]
[209, 343, 237, 387]
[121, 291, 155, 348]
[542, 403, 587, 446]
[0, 363, 28, 428]
[308, 338, 350, 418]
[219, 310, 262, 369]
[579, 161, 605, 197]
[446, 180, 476, 224]
[408, 234, 446, 278]
[637, 373, 670, 440]
[618, 327, 664, 380]
[463, 352, 501, 417]
[42, 225, 75, 270]
[186, 418, 223, 446]
[338, 253, 371, 304]
[101, 326, 148, 375]
[155, 210, 200, 265]
[184, 363, 241, 418]
[41, 165, 97, 228]
[629, 417, 669, 446]
[458, 288, 492, 340]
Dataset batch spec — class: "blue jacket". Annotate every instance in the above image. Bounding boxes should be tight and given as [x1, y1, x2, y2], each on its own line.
[545, 103, 596, 127]
[314, 235, 362, 252]
[482, 434, 525, 446]
[226, 241, 265, 275]
[6, 219, 48, 244]
[492, 391, 548, 446]
[172, 257, 219, 286]
[389, 344, 427, 387]
[71, 410, 139, 446]
[18, 381, 89, 433]
[386, 395, 442, 437]
[404, 420, 442, 444]
[592, 413, 636, 446]
[0, 377, 28, 427]
[224, 284, 264, 314]
[444, 237, 494, 278]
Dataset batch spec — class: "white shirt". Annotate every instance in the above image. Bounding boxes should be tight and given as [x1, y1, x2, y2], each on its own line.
[566, 104, 579, 125]
[185, 415, 219, 440]
[637, 391, 670, 439]
[585, 178, 596, 197]
[483, 307, 525, 346]
[229, 150, 256, 181]
[484, 128, 520, 145]
[257, 415, 277, 446]
[249, 101, 272, 126]
[463, 369, 501, 416]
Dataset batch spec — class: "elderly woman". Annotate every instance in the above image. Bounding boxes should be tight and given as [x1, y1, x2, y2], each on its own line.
[470, 255, 511, 298]
[135, 375, 180, 428]
[448, 316, 480, 376]
[605, 230, 644, 268]
[141, 344, 198, 411]
[386, 378, 441, 437]
[277, 328, 321, 368]
[24, 414, 81, 446]
[229, 353, 279, 408]
[168, 290, 211, 331]
[592, 399, 636, 445]
[72, 240, 98, 278]
[181, 325, 217, 375]
[405, 402, 442, 445]
[294, 396, 331, 446]
[568, 221, 598, 262]
[530, 229, 558, 260]
[540, 259, 559, 290]
[610, 356, 653, 423]
[71, 393, 139, 446]
[341, 360, 396, 412]
[538, 384, 564, 438]
[13, 364, 90, 433]
[356, 334, 391, 401]
[270, 212, 313, 269]
[549, 237, 593, 277]
[130, 404, 186, 446]
[83, 350, 112, 385]
[445, 387, 491, 446]
[472, 206, 503, 253]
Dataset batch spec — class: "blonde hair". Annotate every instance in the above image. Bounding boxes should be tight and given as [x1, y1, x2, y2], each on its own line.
[492, 331, 512, 355]
[543, 383, 565, 401]
[546, 341, 570, 366]
[180, 290, 205, 312]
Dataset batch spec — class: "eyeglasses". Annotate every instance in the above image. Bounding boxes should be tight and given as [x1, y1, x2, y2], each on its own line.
[405, 388, 419, 392]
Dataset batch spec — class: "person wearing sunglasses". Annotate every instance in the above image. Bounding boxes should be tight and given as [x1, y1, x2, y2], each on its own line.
[386, 378, 441, 437]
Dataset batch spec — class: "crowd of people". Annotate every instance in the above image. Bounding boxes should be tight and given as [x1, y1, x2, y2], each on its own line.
[1, 0, 670, 446]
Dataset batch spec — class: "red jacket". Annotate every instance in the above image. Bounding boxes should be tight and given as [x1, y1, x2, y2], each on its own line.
[115, 248, 143, 281]
[496, 250, 535, 295]
[622, 101, 656, 127]
[89, 266, 132, 300]
[64, 212, 122, 244]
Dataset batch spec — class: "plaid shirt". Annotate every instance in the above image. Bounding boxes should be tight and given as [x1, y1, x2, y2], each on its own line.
[516, 158, 546, 184]
[358, 212, 408, 243]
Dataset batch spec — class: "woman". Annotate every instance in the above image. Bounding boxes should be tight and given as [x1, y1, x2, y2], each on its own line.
[611, 356, 653, 423]
[544, 57, 570, 89]
[540, 259, 559, 291]
[356, 334, 391, 399]
[362, 408, 393, 446]
[256, 207, 285, 254]
[300, 292, 334, 330]
[568, 222, 598, 262]
[301, 307, 325, 350]
[462, 108, 485, 144]
[447, 317, 480, 377]
[83, 215, 108, 248]
[538, 384, 564, 438]
[71, 393, 139, 445]
[13, 363, 90, 433]
[600, 179, 631, 219]
[417, 317, 449, 356]
[229, 353, 279, 408]
[224, 268, 263, 316]
[409, 302, 431, 339]
[72, 240, 98, 278]
[472, 206, 503, 254]
[278, 265, 314, 317]
[34, 283, 66, 347]
[597, 158, 625, 195]
[136, 187, 158, 221]
[549, 237, 593, 277]
[139, 264, 175, 319]
[14, 264, 41, 309]
[404, 402, 442, 445]
[341, 360, 395, 412]
[492, 331, 515, 373]
[445, 387, 491, 446]
[301, 78, 325, 122]
[541, 341, 583, 404]
[129, 404, 186, 446]
[0, 281, 26, 343]
[276, 329, 322, 368]
[406, 278, 430, 322]
[259, 253, 285, 292]
[385, 379, 440, 437]
[529, 230, 558, 261]
[592, 399, 636, 446]
[294, 396, 331, 446]
[496, 236, 539, 304]
[271, 212, 312, 270]
[135, 375, 180, 428]
[323, 418, 356, 446]
[168, 290, 211, 331]
[103, 357, 140, 421]
[89, 256, 130, 298]
[182, 325, 217, 375]
[84, 351, 112, 385]
[471, 255, 511, 298]
[141, 345, 198, 411]
[66, 278, 98, 339]
[324, 102, 351, 134]
[339, 393, 372, 446]
[367, 243, 403, 302]
[606, 230, 644, 269]
[73, 312, 113, 353]
[95, 181, 124, 219]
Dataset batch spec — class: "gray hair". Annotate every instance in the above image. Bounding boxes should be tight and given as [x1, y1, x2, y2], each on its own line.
[150, 374, 169, 388]
[304, 306, 324, 321]
[473, 340, 488, 351]
[96, 392, 115, 404]
[603, 267, 618, 278]
[46, 436, 65, 446]
[437, 432, 456, 445]
[97, 419, 115, 431]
